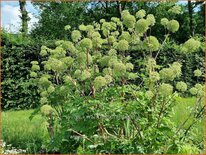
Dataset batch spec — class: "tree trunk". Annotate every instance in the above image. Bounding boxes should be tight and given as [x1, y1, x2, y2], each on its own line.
[19, 0, 30, 35]
[188, 1, 194, 36]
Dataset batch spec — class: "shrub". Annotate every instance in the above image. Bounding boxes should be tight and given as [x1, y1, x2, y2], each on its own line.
[31, 9, 204, 154]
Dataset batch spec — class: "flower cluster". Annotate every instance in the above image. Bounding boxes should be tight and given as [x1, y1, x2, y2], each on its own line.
[166, 20, 179, 33]
[135, 19, 149, 34]
[122, 12, 136, 28]
[189, 84, 204, 97]
[176, 81, 187, 92]
[136, 9, 146, 18]
[161, 18, 169, 27]
[160, 62, 181, 81]
[168, 5, 182, 14]
[150, 71, 160, 82]
[194, 69, 202, 77]
[71, 30, 81, 42]
[182, 38, 201, 53]
[113, 62, 126, 77]
[94, 76, 107, 90]
[159, 83, 173, 96]
[117, 40, 129, 51]
[146, 14, 155, 26]
[143, 36, 160, 51]
[40, 104, 56, 116]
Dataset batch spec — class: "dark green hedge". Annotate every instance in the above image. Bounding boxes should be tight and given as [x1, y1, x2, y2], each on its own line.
[1, 33, 40, 110]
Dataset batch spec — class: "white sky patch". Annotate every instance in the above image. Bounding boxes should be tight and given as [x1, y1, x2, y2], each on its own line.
[1, 2, 39, 33]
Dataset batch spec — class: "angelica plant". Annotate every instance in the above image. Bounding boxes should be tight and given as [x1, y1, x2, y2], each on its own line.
[30, 7, 203, 154]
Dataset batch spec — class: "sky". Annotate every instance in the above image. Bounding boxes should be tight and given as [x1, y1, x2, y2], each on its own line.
[1, 1, 189, 33]
[1, 1, 39, 33]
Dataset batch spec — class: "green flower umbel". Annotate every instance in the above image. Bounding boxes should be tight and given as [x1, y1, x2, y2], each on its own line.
[159, 83, 173, 96]
[94, 76, 107, 90]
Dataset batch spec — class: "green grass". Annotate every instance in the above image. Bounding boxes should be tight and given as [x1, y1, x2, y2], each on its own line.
[2, 109, 49, 153]
[171, 97, 204, 144]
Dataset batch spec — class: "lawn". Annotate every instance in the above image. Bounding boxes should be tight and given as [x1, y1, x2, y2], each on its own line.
[2, 97, 204, 153]
[2, 109, 49, 153]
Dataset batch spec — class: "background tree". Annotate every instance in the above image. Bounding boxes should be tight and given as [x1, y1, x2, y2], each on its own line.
[19, 0, 30, 35]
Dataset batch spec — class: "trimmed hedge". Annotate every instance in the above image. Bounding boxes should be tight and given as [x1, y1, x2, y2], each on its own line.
[2, 33, 40, 110]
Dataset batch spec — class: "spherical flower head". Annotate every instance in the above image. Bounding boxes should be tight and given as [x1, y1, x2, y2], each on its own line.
[111, 31, 120, 37]
[99, 56, 111, 67]
[143, 36, 160, 52]
[108, 49, 117, 56]
[86, 25, 94, 32]
[135, 19, 149, 34]
[40, 104, 54, 116]
[31, 61, 39, 65]
[121, 10, 130, 18]
[91, 31, 101, 39]
[113, 62, 126, 77]
[80, 38, 93, 50]
[46, 58, 66, 72]
[168, 5, 182, 14]
[50, 47, 66, 58]
[145, 90, 154, 99]
[159, 83, 173, 96]
[146, 14, 155, 26]
[108, 36, 116, 44]
[63, 41, 76, 54]
[77, 52, 93, 65]
[39, 77, 51, 88]
[194, 69, 202, 77]
[102, 22, 112, 31]
[104, 75, 113, 84]
[128, 73, 137, 80]
[103, 68, 113, 75]
[161, 18, 169, 27]
[30, 71, 37, 78]
[117, 40, 129, 51]
[40, 50, 47, 56]
[61, 57, 74, 67]
[150, 71, 160, 82]
[100, 19, 106, 23]
[136, 9, 146, 18]
[167, 20, 179, 33]
[74, 69, 81, 78]
[94, 76, 107, 90]
[40, 97, 48, 105]
[126, 63, 134, 71]
[176, 81, 187, 92]
[108, 58, 118, 68]
[111, 17, 120, 23]
[170, 62, 182, 77]
[40, 91, 48, 97]
[65, 25, 71, 31]
[81, 70, 91, 81]
[159, 68, 175, 81]
[123, 14, 136, 29]
[47, 85, 55, 93]
[119, 31, 131, 42]
[183, 38, 201, 53]
[79, 24, 87, 31]
[71, 30, 81, 42]
[189, 87, 197, 96]
[195, 83, 203, 90]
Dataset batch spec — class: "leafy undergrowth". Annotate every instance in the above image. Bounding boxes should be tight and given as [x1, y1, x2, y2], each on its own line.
[2, 97, 204, 153]
[2, 109, 49, 153]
